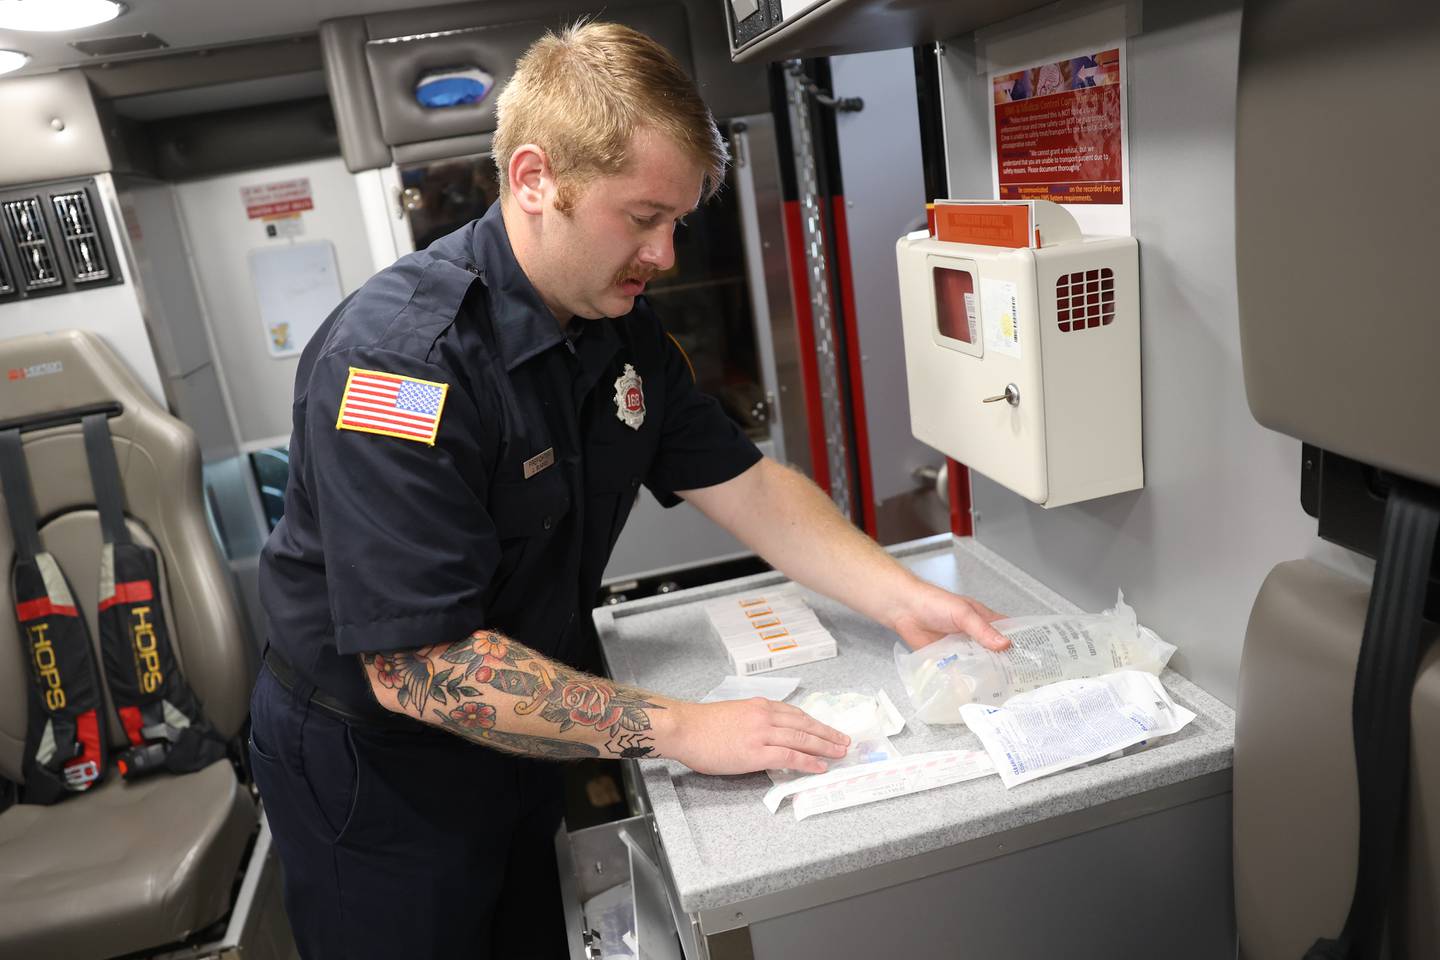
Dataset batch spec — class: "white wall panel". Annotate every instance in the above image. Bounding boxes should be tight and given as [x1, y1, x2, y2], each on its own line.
[173, 157, 378, 448]
[940, 0, 1324, 706]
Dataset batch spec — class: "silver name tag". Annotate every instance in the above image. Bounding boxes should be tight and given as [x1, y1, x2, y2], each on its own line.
[522, 447, 555, 479]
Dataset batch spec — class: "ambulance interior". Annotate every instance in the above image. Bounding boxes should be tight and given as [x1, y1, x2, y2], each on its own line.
[0, 0, 1435, 957]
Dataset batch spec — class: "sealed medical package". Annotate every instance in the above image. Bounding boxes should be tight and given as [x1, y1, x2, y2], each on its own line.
[894, 591, 1175, 723]
[767, 689, 907, 790]
[959, 670, 1195, 788]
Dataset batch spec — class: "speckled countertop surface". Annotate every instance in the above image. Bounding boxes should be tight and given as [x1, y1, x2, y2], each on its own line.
[593, 535, 1236, 914]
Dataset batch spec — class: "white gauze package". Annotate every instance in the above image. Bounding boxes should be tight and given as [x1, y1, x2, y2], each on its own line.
[894, 591, 1176, 723]
[767, 690, 906, 787]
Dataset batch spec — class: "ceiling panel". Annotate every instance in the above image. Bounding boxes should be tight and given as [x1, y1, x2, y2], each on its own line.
[0, 0, 435, 77]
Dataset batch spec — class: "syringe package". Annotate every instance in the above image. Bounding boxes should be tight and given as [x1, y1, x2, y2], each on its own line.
[894, 591, 1175, 723]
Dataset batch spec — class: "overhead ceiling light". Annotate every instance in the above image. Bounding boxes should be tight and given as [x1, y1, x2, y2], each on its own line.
[0, 49, 30, 74]
[0, 0, 124, 33]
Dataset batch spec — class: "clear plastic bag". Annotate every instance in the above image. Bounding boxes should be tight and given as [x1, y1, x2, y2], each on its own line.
[769, 690, 906, 785]
[894, 591, 1176, 723]
[581, 881, 636, 959]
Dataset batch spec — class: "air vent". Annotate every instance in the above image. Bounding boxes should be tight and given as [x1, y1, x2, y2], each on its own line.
[70, 33, 169, 57]
[0, 244, 13, 296]
[50, 191, 111, 283]
[1056, 268, 1115, 332]
[1, 198, 63, 291]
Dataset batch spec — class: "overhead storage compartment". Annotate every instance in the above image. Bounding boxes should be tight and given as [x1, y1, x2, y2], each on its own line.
[724, 0, 1053, 63]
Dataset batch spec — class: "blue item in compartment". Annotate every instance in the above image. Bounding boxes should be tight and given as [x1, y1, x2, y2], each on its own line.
[415, 67, 494, 109]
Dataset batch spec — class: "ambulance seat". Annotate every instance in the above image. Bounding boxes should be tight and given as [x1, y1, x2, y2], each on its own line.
[0, 330, 257, 960]
[1233, 2, 1440, 957]
[1233, 560, 1440, 958]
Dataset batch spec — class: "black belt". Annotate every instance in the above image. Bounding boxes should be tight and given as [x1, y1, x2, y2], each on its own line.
[263, 646, 416, 730]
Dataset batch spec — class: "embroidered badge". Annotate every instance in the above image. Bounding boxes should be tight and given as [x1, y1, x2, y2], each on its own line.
[523, 447, 555, 479]
[612, 363, 646, 430]
[336, 367, 449, 445]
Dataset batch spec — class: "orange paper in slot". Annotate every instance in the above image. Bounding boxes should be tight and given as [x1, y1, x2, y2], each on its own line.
[934, 203, 1032, 249]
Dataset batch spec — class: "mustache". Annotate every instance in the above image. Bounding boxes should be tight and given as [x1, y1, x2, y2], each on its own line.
[612, 264, 660, 286]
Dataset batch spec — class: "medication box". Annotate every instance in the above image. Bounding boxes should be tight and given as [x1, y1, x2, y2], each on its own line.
[702, 589, 838, 675]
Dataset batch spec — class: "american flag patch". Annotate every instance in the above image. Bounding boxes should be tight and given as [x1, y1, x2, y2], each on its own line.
[336, 367, 449, 445]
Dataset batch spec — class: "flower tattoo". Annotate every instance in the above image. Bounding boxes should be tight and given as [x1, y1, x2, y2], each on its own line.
[449, 701, 496, 731]
[474, 633, 509, 661]
[559, 680, 625, 730]
[371, 654, 403, 689]
[383, 630, 662, 760]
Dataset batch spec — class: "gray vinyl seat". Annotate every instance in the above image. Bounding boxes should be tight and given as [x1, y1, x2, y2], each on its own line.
[1232, 3, 1440, 956]
[0, 330, 257, 960]
[1234, 560, 1440, 957]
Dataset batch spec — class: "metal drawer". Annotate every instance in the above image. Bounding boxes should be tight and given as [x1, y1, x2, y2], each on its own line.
[555, 814, 691, 960]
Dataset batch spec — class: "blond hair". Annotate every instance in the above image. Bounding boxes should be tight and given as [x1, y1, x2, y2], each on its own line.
[492, 21, 728, 210]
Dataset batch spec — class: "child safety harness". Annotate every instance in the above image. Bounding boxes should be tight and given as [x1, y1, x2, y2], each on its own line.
[0, 412, 226, 805]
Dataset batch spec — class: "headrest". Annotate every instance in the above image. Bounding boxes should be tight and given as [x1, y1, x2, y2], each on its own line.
[1235, 0, 1440, 486]
[1, 330, 159, 428]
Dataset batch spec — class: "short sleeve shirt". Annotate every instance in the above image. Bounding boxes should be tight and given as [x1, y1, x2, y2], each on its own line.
[259, 203, 761, 719]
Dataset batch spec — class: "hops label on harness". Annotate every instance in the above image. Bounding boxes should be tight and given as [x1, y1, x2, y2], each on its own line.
[12, 552, 109, 802]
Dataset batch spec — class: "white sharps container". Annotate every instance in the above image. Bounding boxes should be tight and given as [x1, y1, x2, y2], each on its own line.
[896, 199, 1142, 508]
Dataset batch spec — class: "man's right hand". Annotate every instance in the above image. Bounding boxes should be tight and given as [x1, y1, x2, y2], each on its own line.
[656, 698, 851, 775]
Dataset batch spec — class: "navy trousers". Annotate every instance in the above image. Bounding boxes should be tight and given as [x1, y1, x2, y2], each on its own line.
[249, 665, 569, 959]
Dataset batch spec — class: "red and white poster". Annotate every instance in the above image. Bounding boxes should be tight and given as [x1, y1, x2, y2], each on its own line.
[982, 4, 1131, 236]
[992, 49, 1123, 206]
[240, 178, 314, 220]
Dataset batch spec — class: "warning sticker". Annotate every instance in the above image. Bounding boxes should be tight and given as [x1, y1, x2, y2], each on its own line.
[982, 278, 1021, 359]
[241, 179, 314, 220]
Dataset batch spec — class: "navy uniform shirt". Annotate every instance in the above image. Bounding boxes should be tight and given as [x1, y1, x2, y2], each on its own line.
[259, 203, 761, 722]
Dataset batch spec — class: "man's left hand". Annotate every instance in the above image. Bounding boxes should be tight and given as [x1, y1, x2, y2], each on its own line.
[889, 584, 1009, 652]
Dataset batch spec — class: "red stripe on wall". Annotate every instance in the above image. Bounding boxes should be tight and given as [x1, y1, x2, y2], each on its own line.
[947, 457, 974, 537]
[830, 197, 877, 538]
[782, 199, 831, 496]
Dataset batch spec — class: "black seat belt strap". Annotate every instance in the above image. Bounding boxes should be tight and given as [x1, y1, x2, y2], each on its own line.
[0, 428, 108, 804]
[79, 415, 228, 781]
[82, 414, 131, 547]
[1307, 480, 1439, 960]
[0, 430, 43, 562]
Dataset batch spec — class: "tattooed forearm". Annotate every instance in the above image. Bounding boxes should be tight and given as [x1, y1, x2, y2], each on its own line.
[430, 713, 601, 759]
[362, 630, 665, 761]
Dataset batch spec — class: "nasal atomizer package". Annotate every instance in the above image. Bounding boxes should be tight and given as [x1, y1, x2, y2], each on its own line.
[894, 592, 1175, 723]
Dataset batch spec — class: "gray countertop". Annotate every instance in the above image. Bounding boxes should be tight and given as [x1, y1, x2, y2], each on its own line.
[593, 535, 1236, 914]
